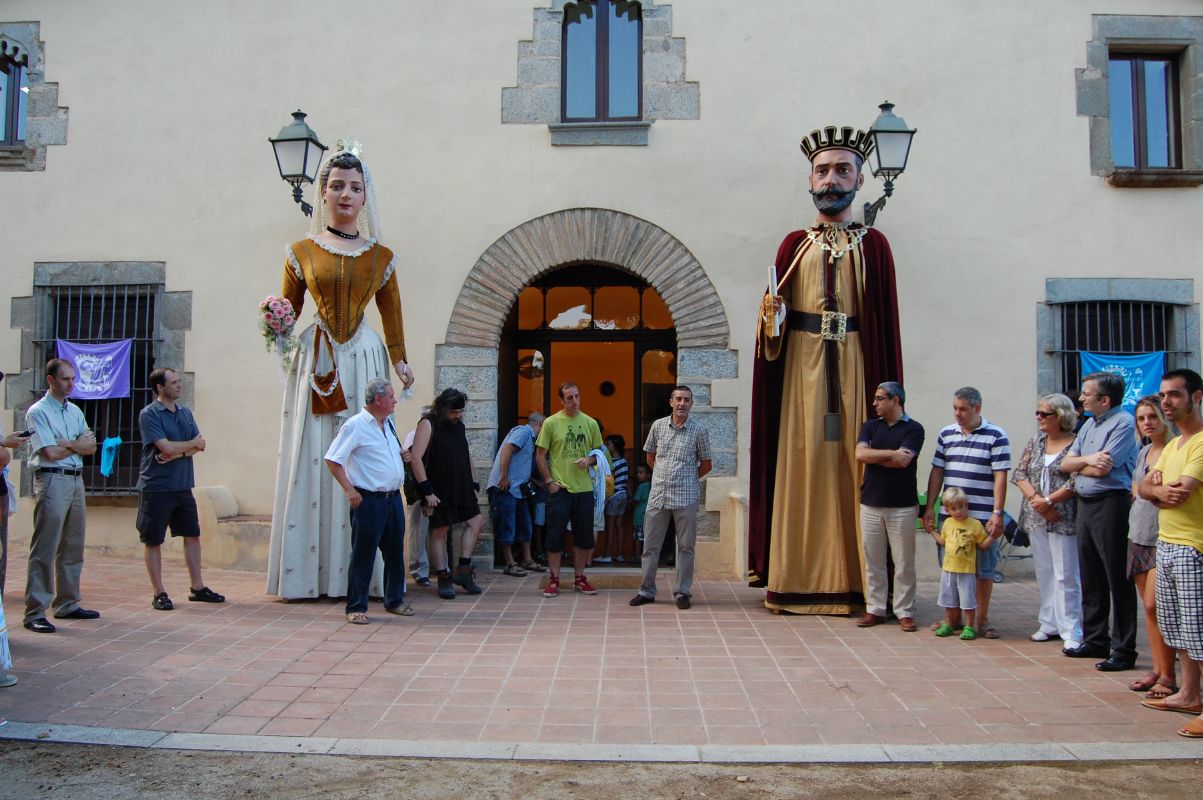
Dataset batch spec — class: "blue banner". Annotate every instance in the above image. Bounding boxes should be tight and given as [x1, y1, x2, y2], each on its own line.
[1079, 351, 1165, 413]
[56, 339, 132, 400]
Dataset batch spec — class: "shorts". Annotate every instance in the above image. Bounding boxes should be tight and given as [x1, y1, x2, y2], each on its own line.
[532, 487, 548, 526]
[937, 570, 978, 611]
[489, 488, 532, 546]
[545, 489, 595, 551]
[1127, 540, 1157, 579]
[604, 492, 628, 516]
[1155, 540, 1203, 661]
[137, 490, 201, 546]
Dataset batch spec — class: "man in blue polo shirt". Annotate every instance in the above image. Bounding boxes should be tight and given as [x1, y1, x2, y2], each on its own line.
[487, 412, 546, 576]
[856, 381, 925, 631]
[138, 368, 223, 610]
[1060, 371, 1138, 670]
[923, 387, 1011, 638]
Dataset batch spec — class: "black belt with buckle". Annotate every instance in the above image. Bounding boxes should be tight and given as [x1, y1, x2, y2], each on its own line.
[1079, 488, 1130, 503]
[355, 487, 400, 498]
[786, 310, 861, 339]
[37, 467, 82, 477]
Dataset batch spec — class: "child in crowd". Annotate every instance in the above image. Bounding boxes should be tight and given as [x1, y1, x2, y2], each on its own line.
[631, 462, 652, 560]
[597, 435, 629, 563]
[930, 486, 1001, 640]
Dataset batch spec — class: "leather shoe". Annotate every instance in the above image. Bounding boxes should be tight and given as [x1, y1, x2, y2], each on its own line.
[857, 613, 884, 628]
[24, 617, 56, 633]
[675, 595, 691, 610]
[53, 608, 100, 620]
[1062, 644, 1108, 658]
[898, 617, 918, 632]
[1096, 656, 1137, 672]
[629, 594, 655, 606]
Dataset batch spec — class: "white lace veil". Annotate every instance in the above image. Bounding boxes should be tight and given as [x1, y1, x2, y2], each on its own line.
[307, 139, 383, 243]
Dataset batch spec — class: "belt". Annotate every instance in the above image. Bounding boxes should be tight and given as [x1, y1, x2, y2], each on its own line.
[37, 467, 82, 477]
[786, 310, 861, 341]
[355, 487, 401, 498]
[1078, 489, 1130, 503]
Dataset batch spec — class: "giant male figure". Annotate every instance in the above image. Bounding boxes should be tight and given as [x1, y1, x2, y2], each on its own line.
[749, 126, 903, 614]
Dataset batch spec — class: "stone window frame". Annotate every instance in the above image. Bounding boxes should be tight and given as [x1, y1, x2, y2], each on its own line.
[502, 0, 699, 146]
[1076, 14, 1203, 188]
[7, 262, 193, 498]
[0, 21, 68, 172]
[1036, 277, 1200, 398]
[434, 208, 736, 560]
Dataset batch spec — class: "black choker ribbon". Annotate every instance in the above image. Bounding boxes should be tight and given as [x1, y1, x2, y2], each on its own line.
[326, 226, 360, 240]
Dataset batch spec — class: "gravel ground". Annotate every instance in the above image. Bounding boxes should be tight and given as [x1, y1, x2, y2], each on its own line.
[1, 741, 1200, 799]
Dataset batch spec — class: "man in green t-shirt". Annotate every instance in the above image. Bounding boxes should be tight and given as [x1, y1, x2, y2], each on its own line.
[535, 381, 603, 598]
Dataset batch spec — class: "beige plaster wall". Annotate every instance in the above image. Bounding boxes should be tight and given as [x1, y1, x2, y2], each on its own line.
[2, 0, 1201, 576]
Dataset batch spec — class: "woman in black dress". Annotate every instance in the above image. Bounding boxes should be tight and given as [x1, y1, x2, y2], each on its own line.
[408, 389, 484, 599]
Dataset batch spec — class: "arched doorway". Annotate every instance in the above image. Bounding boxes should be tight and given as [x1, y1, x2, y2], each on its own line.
[500, 264, 677, 456]
[436, 208, 737, 564]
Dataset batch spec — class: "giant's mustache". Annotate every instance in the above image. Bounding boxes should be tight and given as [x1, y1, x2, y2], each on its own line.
[808, 186, 857, 201]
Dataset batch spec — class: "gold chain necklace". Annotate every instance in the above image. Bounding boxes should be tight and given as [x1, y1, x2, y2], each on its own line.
[805, 224, 867, 261]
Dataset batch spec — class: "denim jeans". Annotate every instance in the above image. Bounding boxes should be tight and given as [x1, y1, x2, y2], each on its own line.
[346, 492, 406, 614]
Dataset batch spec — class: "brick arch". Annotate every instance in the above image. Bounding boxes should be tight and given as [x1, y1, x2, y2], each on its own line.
[443, 207, 728, 348]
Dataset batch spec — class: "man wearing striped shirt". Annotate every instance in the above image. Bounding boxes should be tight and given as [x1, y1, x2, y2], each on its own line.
[923, 387, 1011, 638]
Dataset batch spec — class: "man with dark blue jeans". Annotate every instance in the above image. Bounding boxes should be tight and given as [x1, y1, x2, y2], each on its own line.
[487, 412, 545, 576]
[325, 377, 411, 624]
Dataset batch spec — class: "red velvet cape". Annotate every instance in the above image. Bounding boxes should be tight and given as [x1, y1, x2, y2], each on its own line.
[747, 226, 904, 589]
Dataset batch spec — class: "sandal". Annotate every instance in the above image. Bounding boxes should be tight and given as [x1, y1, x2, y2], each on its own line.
[345, 612, 369, 625]
[1129, 671, 1160, 693]
[521, 560, 547, 573]
[1145, 680, 1179, 700]
[982, 626, 1000, 639]
[503, 563, 528, 577]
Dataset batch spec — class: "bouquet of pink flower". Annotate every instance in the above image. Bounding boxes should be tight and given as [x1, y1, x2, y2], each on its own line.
[258, 295, 299, 368]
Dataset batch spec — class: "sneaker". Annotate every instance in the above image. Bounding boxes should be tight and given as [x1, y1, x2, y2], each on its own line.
[613, 556, 625, 563]
[0, 673, 17, 688]
[959, 626, 978, 641]
[152, 592, 174, 611]
[573, 574, 597, 595]
[543, 575, 560, 598]
[594, 556, 612, 564]
[415, 576, 431, 587]
[188, 586, 225, 603]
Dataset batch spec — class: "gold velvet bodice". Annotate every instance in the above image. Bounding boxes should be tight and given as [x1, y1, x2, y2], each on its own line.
[281, 238, 407, 364]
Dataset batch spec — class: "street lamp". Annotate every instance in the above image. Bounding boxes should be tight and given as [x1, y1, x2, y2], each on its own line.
[269, 110, 327, 217]
[863, 102, 917, 227]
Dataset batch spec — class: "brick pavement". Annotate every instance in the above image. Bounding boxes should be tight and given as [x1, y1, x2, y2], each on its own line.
[0, 555, 1194, 753]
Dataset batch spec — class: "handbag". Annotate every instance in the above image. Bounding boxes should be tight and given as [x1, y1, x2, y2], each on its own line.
[309, 326, 348, 415]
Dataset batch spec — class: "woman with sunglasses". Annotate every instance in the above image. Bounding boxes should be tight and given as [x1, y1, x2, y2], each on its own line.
[1013, 393, 1083, 649]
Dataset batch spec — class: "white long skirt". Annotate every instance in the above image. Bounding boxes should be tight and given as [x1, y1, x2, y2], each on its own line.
[266, 319, 388, 599]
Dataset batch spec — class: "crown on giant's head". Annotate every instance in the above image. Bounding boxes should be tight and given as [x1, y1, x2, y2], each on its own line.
[800, 126, 875, 162]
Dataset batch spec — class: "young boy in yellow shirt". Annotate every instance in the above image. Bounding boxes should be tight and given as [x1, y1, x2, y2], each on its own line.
[930, 487, 1003, 640]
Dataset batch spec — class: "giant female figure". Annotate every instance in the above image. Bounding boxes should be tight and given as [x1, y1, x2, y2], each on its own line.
[266, 142, 415, 599]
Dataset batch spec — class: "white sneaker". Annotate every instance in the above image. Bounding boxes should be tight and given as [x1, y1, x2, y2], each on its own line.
[594, 556, 612, 564]
[1062, 639, 1082, 650]
[1029, 631, 1059, 642]
[0, 673, 16, 688]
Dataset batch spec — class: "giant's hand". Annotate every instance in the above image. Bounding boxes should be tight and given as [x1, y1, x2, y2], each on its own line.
[394, 361, 415, 390]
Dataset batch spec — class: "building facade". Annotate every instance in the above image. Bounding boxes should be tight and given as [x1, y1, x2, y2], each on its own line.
[2, 1, 1200, 578]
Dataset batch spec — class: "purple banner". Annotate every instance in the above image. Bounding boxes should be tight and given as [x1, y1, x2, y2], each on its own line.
[56, 339, 132, 399]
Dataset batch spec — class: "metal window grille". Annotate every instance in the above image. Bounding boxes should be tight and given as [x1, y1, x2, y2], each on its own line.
[33, 283, 161, 494]
[1056, 300, 1183, 393]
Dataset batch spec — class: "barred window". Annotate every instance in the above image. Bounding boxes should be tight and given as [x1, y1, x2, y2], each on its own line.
[1056, 300, 1181, 393]
[34, 284, 160, 494]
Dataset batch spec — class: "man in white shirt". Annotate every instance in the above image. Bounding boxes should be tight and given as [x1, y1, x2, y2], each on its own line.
[325, 378, 412, 624]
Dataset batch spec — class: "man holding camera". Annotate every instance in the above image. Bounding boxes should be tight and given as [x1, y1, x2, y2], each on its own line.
[487, 412, 546, 576]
